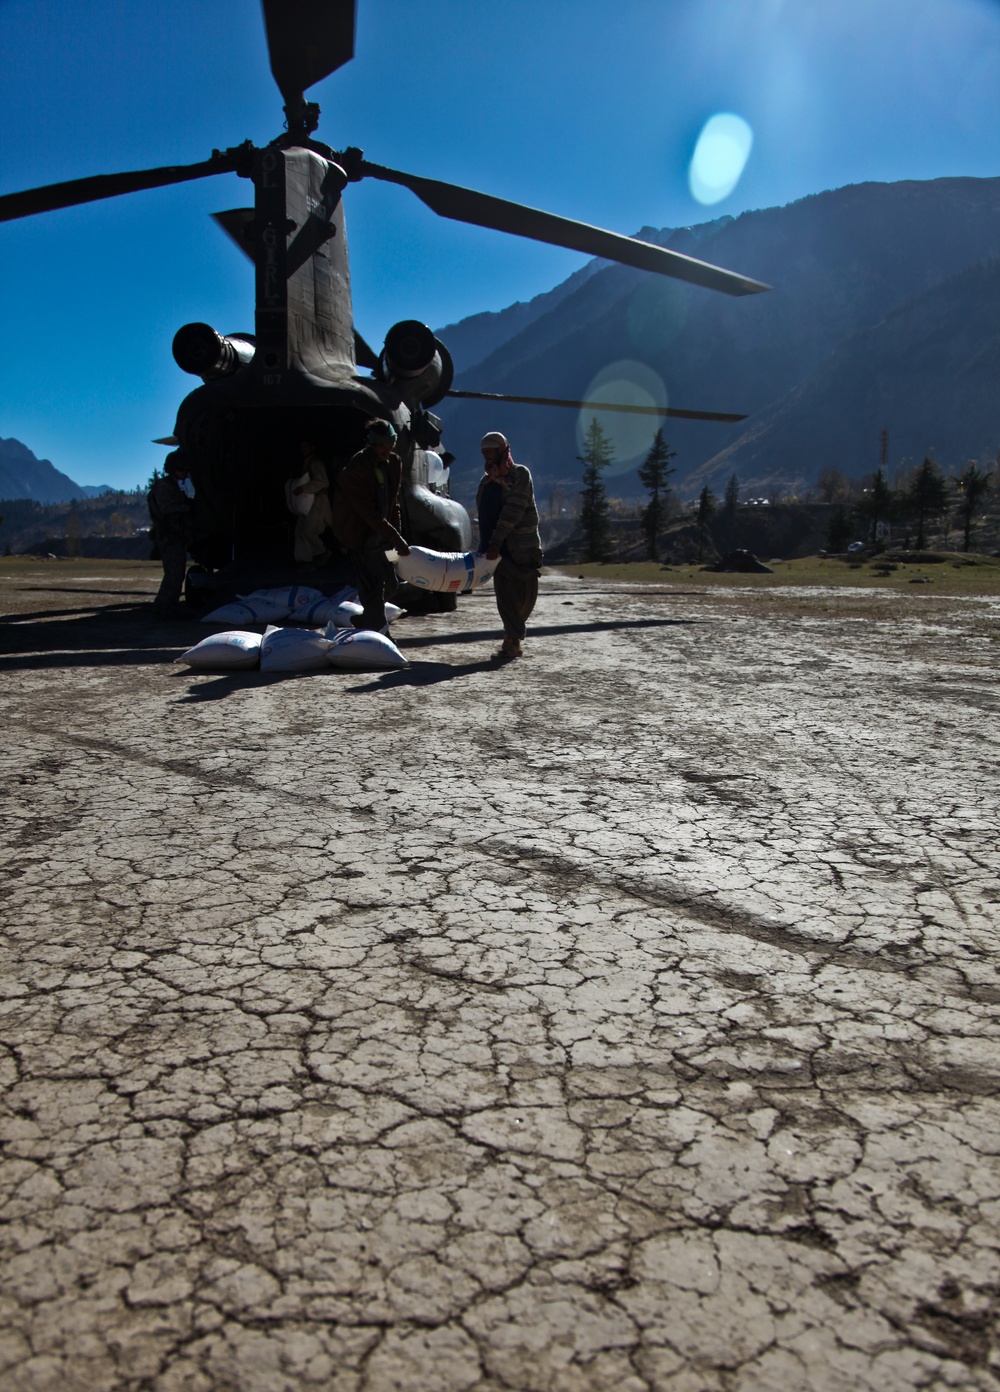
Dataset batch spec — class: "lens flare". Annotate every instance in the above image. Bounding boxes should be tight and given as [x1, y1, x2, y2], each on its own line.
[689, 113, 754, 205]
[576, 361, 668, 477]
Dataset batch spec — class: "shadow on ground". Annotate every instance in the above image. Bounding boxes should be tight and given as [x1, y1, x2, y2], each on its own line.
[0, 606, 700, 680]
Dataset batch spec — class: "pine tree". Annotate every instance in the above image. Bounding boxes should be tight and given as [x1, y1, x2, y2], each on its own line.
[854, 467, 894, 543]
[637, 429, 677, 561]
[722, 473, 740, 550]
[906, 457, 948, 549]
[578, 418, 614, 562]
[694, 486, 715, 562]
[66, 500, 82, 558]
[825, 505, 852, 554]
[954, 461, 993, 553]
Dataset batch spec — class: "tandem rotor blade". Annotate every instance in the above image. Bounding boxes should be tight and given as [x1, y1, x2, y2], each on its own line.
[262, 0, 357, 104]
[0, 145, 252, 224]
[357, 159, 769, 297]
[446, 390, 747, 423]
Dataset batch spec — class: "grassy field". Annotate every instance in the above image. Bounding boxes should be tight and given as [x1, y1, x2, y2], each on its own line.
[4, 551, 1000, 603]
[0, 556, 161, 619]
[0, 557, 160, 578]
[552, 551, 1000, 597]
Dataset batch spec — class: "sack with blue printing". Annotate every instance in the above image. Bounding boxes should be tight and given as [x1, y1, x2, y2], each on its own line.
[325, 627, 408, 671]
[203, 592, 313, 624]
[295, 593, 403, 627]
[393, 545, 496, 593]
[201, 599, 274, 625]
[176, 630, 261, 670]
[292, 585, 359, 625]
[259, 625, 335, 672]
[242, 584, 325, 613]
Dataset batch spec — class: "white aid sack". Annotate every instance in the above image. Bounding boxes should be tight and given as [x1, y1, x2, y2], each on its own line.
[328, 599, 363, 626]
[326, 628, 408, 671]
[292, 586, 360, 626]
[259, 625, 334, 672]
[329, 600, 401, 627]
[175, 630, 262, 670]
[393, 545, 496, 593]
[201, 599, 276, 625]
[285, 473, 313, 516]
[242, 584, 324, 613]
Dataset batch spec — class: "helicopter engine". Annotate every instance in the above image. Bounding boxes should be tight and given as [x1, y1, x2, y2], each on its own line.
[371, 320, 472, 562]
[377, 320, 453, 410]
[172, 323, 256, 381]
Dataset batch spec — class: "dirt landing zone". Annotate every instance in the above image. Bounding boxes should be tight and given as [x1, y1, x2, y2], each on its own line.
[1, 564, 998, 1391]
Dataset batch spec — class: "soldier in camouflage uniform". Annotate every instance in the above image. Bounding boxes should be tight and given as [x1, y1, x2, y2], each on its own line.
[476, 431, 543, 659]
[148, 451, 193, 618]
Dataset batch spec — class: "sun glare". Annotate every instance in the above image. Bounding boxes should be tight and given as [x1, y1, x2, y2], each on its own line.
[577, 361, 668, 475]
[689, 112, 754, 205]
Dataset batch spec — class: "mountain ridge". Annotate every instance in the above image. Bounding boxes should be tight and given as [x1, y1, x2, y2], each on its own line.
[0, 437, 111, 503]
[435, 175, 1000, 500]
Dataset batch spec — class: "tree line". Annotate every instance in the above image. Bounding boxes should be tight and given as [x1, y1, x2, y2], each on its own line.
[574, 420, 996, 561]
[821, 457, 994, 553]
[578, 419, 683, 563]
[0, 488, 149, 555]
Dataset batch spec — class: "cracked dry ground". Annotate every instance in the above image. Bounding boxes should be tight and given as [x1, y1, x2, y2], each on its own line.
[1, 570, 998, 1392]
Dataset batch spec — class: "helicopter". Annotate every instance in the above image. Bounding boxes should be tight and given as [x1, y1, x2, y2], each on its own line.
[0, 0, 769, 601]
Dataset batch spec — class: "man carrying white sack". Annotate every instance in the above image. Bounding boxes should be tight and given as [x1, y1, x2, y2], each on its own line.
[291, 438, 333, 567]
[476, 431, 543, 660]
[332, 419, 411, 631]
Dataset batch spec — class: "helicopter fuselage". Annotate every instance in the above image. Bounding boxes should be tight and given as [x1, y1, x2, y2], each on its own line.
[171, 143, 472, 575]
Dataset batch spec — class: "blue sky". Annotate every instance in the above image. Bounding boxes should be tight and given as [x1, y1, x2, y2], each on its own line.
[2, 0, 1000, 490]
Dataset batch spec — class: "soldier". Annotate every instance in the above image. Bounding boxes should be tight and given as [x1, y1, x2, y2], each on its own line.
[332, 419, 411, 631]
[292, 438, 333, 566]
[148, 451, 193, 618]
[477, 430, 543, 659]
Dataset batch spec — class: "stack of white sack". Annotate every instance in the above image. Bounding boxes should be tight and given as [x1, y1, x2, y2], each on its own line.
[391, 545, 496, 594]
[175, 631, 262, 669]
[174, 618, 407, 673]
[200, 584, 324, 625]
[259, 624, 407, 673]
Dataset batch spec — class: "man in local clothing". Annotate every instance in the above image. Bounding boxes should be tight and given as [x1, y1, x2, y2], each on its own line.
[332, 419, 410, 631]
[292, 438, 333, 566]
[476, 430, 543, 660]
